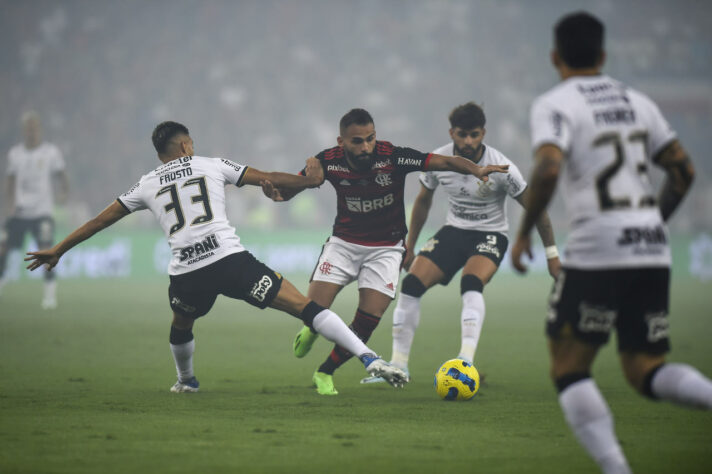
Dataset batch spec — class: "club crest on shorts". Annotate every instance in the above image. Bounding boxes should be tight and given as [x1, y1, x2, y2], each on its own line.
[319, 261, 333, 275]
[250, 275, 273, 302]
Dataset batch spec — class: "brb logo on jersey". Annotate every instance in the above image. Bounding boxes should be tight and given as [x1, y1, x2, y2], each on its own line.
[345, 193, 394, 213]
[250, 275, 273, 302]
[375, 173, 392, 187]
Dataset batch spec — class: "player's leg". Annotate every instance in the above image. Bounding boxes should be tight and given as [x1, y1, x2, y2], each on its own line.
[168, 311, 200, 393]
[0, 218, 25, 296]
[269, 278, 408, 393]
[292, 238, 355, 358]
[317, 287, 392, 377]
[389, 256, 443, 371]
[167, 271, 217, 393]
[32, 217, 57, 309]
[549, 269, 631, 474]
[617, 268, 712, 410]
[292, 280, 343, 358]
[458, 255, 499, 365]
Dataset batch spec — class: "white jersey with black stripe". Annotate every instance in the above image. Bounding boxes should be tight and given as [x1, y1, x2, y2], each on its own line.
[419, 143, 526, 234]
[117, 155, 248, 275]
[530, 74, 676, 269]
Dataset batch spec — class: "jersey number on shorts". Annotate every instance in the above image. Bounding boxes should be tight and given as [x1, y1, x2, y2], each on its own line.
[593, 131, 655, 211]
[156, 176, 214, 235]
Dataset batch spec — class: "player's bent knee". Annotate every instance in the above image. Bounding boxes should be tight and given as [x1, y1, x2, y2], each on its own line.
[401, 273, 426, 297]
[169, 324, 194, 344]
[460, 274, 484, 294]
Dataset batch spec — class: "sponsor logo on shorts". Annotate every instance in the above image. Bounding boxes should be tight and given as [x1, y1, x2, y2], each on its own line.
[646, 311, 669, 342]
[475, 242, 500, 258]
[250, 275, 273, 302]
[180, 234, 220, 263]
[578, 302, 616, 333]
[319, 261, 333, 275]
[171, 297, 196, 314]
[374, 173, 392, 187]
[420, 238, 438, 253]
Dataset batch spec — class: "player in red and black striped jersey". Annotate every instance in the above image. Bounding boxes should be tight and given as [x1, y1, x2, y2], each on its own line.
[313, 140, 430, 246]
[263, 108, 508, 395]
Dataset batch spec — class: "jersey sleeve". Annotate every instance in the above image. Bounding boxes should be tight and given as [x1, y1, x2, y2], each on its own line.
[530, 97, 572, 153]
[419, 170, 439, 190]
[644, 100, 677, 158]
[393, 146, 431, 173]
[503, 161, 527, 198]
[116, 179, 147, 213]
[219, 158, 248, 186]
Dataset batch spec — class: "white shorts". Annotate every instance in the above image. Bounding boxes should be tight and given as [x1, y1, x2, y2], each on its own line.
[311, 236, 405, 298]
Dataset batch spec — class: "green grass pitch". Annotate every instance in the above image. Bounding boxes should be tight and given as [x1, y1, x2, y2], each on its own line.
[1, 273, 710, 473]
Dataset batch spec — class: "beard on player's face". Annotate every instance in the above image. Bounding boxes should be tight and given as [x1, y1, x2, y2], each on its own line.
[454, 143, 481, 160]
[346, 149, 374, 171]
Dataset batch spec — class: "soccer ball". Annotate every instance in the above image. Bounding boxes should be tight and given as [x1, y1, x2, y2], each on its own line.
[434, 358, 480, 401]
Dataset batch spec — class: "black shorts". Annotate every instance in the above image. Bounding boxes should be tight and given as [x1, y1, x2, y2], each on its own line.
[547, 267, 670, 354]
[168, 251, 283, 319]
[417, 226, 508, 285]
[1, 216, 54, 249]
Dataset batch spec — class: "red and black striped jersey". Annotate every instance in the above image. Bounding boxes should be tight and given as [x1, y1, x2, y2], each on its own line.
[308, 140, 431, 246]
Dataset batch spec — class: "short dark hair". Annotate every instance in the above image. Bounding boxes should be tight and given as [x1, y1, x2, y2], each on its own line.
[339, 108, 374, 135]
[554, 12, 604, 69]
[152, 121, 190, 154]
[449, 102, 486, 130]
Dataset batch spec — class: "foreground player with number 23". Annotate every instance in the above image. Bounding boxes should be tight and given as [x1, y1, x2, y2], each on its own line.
[511, 12, 712, 474]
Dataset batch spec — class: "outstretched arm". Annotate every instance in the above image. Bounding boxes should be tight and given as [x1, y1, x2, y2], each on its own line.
[511, 144, 563, 274]
[403, 184, 434, 270]
[426, 154, 508, 182]
[25, 200, 129, 271]
[514, 187, 560, 278]
[260, 157, 324, 202]
[653, 139, 694, 222]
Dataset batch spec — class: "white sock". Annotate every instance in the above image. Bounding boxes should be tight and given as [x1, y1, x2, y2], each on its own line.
[390, 293, 421, 370]
[559, 378, 631, 474]
[458, 291, 485, 365]
[43, 280, 57, 300]
[170, 339, 195, 382]
[312, 309, 370, 357]
[651, 363, 712, 409]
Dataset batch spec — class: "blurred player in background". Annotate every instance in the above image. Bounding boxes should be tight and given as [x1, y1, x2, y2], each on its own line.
[0, 111, 69, 309]
[361, 102, 560, 385]
[262, 108, 509, 395]
[25, 121, 409, 393]
[511, 12, 712, 474]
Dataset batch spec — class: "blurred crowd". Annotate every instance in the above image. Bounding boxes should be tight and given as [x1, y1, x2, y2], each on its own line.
[2, 0, 710, 234]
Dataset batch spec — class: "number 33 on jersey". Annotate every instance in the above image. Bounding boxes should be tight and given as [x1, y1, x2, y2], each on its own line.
[117, 156, 248, 275]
